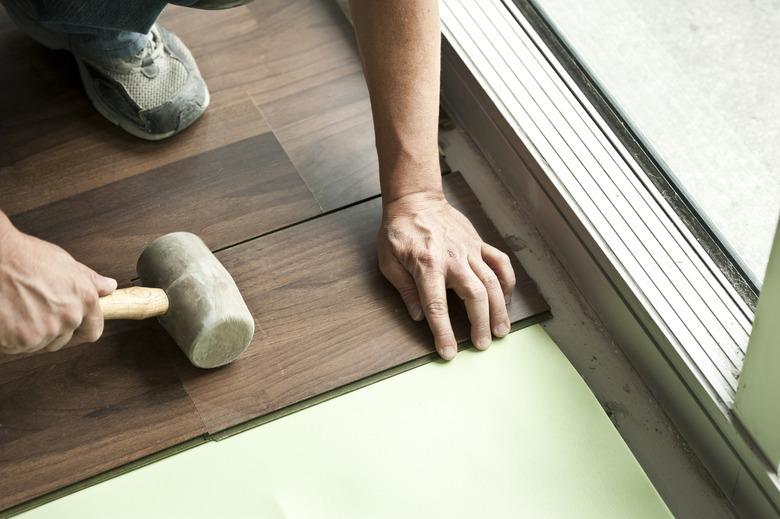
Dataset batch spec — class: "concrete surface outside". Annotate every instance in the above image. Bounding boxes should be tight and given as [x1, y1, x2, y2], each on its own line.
[534, 0, 780, 285]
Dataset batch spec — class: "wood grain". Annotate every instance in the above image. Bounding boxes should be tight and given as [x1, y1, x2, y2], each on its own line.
[10, 134, 321, 284]
[246, 0, 380, 210]
[269, 71, 380, 211]
[160, 0, 379, 211]
[0, 325, 205, 511]
[174, 173, 549, 433]
[0, 22, 270, 216]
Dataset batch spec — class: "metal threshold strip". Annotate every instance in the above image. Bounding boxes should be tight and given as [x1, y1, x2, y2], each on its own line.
[439, 0, 753, 409]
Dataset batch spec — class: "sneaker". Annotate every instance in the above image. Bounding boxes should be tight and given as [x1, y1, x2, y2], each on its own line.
[75, 24, 210, 141]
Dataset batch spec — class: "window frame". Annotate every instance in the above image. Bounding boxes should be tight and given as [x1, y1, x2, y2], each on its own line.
[438, 0, 779, 516]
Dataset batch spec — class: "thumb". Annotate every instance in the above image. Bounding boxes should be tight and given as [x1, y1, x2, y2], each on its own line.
[87, 268, 118, 297]
[380, 259, 423, 321]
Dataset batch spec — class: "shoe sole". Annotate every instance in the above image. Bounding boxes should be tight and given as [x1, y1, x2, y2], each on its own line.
[76, 58, 211, 142]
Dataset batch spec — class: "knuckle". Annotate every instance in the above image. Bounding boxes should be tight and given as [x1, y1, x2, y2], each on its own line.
[61, 308, 82, 329]
[414, 251, 439, 270]
[482, 274, 500, 292]
[474, 321, 492, 335]
[465, 283, 487, 302]
[81, 287, 98, 306]
[424, 299, 449, 317]
[397, 285, 418, 300]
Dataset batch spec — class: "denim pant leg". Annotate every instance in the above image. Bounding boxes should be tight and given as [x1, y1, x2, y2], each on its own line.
[1, 0, 170, 59]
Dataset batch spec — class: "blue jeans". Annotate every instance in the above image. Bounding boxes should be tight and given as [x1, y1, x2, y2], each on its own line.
[1, 0, 206, 59]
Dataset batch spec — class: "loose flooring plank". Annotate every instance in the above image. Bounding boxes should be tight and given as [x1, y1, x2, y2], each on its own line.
[0, 8, 270, 216]
[160, 0, 380, 211]
[0, 325, 205, 512]
[9, 134, 322, 285]
[175, 173, 549, 433]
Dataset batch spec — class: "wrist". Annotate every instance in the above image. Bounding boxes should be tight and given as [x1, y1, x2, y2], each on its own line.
[378, 147, 443, 207]
[382, 189, 448, 223]
[380, 166, 443, 209]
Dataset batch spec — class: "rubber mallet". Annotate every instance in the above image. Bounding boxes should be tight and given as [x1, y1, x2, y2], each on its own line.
[97, 232, 254, 368]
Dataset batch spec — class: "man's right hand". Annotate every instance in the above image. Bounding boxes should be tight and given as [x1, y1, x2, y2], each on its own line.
[0, 214, 117, 355]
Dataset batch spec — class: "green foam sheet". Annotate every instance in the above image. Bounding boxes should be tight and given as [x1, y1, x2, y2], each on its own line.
[20, 325, 670, 518]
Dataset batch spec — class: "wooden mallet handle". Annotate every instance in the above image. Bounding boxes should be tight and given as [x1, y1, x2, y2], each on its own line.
[99, 287, 169, 320]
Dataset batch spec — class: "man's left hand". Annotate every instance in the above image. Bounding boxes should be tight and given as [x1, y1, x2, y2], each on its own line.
[378, 192, 516, 360]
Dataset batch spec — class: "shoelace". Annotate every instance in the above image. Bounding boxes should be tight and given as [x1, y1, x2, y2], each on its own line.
[134, 27, 165, 71]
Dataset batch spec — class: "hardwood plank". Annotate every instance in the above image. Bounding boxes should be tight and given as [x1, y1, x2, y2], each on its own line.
[0, 325, 205, 512]
[268, 71, 380, 211]
[9, 134, 322, 285]
[159, 1, 361, 108]
[0, 9, 270, 216]
[160, 0, 379, 211]
[245, 0, 381, 210]
[174, 173, 549, 433]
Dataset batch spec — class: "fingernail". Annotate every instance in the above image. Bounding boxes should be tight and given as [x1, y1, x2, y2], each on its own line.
[495, 323, 509, 337]
[505, 294, 512, 305]
[441, 345, 457, 360]
[409, 304, 424, 321]
[476, 336, 491, 350]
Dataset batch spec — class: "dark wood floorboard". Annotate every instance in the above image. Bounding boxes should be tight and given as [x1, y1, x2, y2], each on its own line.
[0, 9, 271, 216]
[0, 324, 206, 511]
[174, 173, 549, 433]
[269, 70, 379, 211]
[1, 0, 377, 215]
[160, 0, 380, 211]
[9, 134, 321, 285]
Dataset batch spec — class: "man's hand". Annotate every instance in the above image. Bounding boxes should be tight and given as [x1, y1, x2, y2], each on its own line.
[379, 192, 516, 360]
[351, 0, 516, 358]
[0, 216, 117, 355]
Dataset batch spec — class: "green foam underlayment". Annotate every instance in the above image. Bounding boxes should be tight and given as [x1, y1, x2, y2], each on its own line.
[18, 325, 671, 519]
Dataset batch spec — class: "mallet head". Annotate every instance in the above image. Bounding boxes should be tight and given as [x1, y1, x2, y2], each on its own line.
[137, 232, 254, 368]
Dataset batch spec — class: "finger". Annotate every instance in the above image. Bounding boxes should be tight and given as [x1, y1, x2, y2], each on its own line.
[44, 330, 75, 352]
[470, 257, 510, 338]
[69, 300, 105, 347]
[68, 320, 103, 348]
[26, 338, 53, 354]
[414, 269, 457, 360]
[27, 330, 60, 354]
[379, 258, 423, 321]
[482, 244, 516, 304]
[448, 266, 492, 351]
[85, 267, 118, 297]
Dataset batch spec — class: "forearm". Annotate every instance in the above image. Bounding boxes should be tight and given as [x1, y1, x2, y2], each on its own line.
[349, 0, 442, 205]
